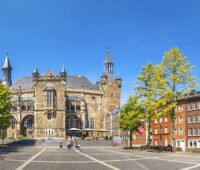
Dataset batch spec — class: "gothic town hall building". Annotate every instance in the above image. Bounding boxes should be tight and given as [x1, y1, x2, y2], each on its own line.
[2, 49, 122, 139]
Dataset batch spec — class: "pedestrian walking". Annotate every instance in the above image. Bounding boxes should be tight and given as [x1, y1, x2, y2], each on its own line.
[60, 141, 63, 148]
[67, 140, 71, 150]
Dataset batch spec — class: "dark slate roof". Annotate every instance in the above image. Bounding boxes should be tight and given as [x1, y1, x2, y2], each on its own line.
[10, 76, 33, 89]
[66, 75, 99, 90]
[10, 75, 99, 90]
[2, 56, 12, 69]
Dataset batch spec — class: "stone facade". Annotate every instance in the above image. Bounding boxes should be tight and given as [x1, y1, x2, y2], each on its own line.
[3, 49, 122, 139]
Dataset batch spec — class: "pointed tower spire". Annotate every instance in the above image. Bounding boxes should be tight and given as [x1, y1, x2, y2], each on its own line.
[103, 47, 114, 79]
[60, 66, 66, 77]
[2, 52, 12, 87]
[32, 66, 39, 77]
[105, 47, 112, 63]
[2, 52, 11, 69]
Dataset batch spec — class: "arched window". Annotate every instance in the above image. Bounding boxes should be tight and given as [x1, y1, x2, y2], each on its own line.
[66, 115, 81, 129]
[10, 117, 16, 129]
[44, 86, 56, 107]
[23, 115, 34, 129]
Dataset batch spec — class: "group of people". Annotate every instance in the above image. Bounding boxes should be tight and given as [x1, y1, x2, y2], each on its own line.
[59, 140, 80, 150]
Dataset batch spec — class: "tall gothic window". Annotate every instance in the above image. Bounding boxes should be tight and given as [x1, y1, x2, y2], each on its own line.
[66, 100, 81, 112]
[89, 117, 95, 129]
[47, 91, 54, 106]
[10, 117, 16, 129]
[66, 115, 81, 129]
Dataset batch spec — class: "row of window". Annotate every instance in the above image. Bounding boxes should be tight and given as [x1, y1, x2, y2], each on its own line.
[178, 102, 200, 112]
[174, 116, 183, 124]
[155, 117, 168, 124]
[155, 139, 168, 146]
[188, 139, 200, 148]
[112, 121, 118, 125]
[154, 127, 168, 134]
[11, 102, 34, 112]
[66, 101, 81, 112]
[112, 128, 119, 132]
[188, 128, 200, 136]
[188, 115, 200, 123]
[174, 128, 183, 135]
[112, 112, 119, 118]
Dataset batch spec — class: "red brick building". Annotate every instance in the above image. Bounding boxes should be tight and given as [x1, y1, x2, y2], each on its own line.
[152, 90, 200, 150]
[152, 116, 171, 147]
[184, 91, 200, 148]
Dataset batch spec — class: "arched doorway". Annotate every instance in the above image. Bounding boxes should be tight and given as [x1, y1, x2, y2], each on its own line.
[22, 115, 34, 137]
[66, 115, 82, 137]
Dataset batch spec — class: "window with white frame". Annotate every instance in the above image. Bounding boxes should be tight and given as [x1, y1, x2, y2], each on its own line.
[193, 128, 197, 136]
[164, 127, 168, 133]
[179, 116, 183, 123]
[194, 140, 197, 148]
[179, 128, 183, 135]
[160, 117, 162, 123]
[155, 119, 158, 124]
[188, 116, 192, 123]
[197, 102, 200, 109]
[164, 117, 168, 122]
[187, 103, 191, 111]
[174, 117, 177, 124]
[155, 129, 158, 134]
[198, 115, 200, 122]
[155, 140, 158, 146]
[188, 129, 192, 136]
[165, 139, 168, 146]
[193, 115, 197, 122]
[192, 103, 196, 110]
[178, 105, 183, 112]
[189, 140, 193, 147]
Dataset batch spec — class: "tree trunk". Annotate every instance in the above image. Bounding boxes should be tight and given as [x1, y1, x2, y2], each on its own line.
[130, 130, 133, 148]
[147, 113, 152, 149]
[171, 107, 176, 152]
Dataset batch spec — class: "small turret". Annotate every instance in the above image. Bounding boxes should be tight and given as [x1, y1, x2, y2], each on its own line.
[2, 52, 12, 87]
[116, 74, 122, 88]
[32, 67, 39, 78]
[60, 66, 67, 78]
[100, 74, 108, 86]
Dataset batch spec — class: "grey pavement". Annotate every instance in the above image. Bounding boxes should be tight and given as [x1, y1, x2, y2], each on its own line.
[0, 141, 200, 170]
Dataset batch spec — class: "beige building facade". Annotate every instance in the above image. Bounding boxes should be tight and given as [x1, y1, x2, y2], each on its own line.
[3, 49, 122, 139]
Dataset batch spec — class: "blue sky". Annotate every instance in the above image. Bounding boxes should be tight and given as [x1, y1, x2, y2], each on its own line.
[0, 0, 200, 105]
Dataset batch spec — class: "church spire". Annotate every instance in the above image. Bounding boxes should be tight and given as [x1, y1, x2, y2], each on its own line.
[103, 47, 114, 78]
[60, 66, 67, 77]
[2, 52, 11, 69]
[2, 52, 12, 87]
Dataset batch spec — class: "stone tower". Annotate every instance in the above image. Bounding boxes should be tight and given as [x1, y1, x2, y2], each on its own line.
[98, 48, 122, 127]
[2, 53, 12, 87]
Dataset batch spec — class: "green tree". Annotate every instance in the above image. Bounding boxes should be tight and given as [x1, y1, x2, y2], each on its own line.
[161, 48, 196, 150]
[135, 63, 170, 147]
[0, 83, 12, 144]
[118, 95, 143, 148]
